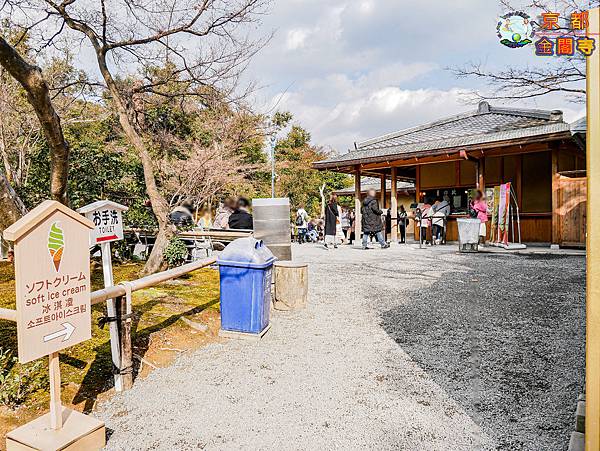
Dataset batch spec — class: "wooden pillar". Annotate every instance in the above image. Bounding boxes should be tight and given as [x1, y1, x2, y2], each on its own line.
[380, 173, 386, 208]
[354, 166, 362, 243]
[477, 157, 485, 191]
[587, 7, 600, 449]
[391, 167, 398, 243]
[415, 166, 421, 202]
[551, 146, 561, 246]
[414, 166, 421, 238]
[516, 155, 523, 207]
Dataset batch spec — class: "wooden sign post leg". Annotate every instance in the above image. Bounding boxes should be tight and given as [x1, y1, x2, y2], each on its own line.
[118, 285, 134, 390]
[101, 241, 123, 392]
[49, 352, 62, 430]
[587, 7, 600, 450]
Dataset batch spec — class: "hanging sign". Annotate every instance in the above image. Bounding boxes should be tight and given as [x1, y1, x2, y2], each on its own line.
[3, 200, 95, 363]
[77, 200, 128, 246]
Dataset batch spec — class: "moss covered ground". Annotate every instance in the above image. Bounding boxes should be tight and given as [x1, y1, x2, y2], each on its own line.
[0, 260, 220, 438]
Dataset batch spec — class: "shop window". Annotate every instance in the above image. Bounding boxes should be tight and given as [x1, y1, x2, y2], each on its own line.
[422, 187, 470, 214]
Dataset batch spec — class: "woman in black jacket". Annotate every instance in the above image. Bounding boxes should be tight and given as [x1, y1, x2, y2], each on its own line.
[361, 189, 389, 250]
[324, 194, 339, 249]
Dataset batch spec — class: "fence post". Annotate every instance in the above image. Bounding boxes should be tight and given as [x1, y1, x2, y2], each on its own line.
[116, 294, 133, 390]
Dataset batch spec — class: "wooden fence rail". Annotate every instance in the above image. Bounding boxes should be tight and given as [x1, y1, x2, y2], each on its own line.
[0, 307, 16, 322]
[0, 256, 218, 390]
[90, 256, 217, 305]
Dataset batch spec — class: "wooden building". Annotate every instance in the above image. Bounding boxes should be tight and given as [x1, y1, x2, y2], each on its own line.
[332, 177, 415, 210]
[314, 102, 586, 246]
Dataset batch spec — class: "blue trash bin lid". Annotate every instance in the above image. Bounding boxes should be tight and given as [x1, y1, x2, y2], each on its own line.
[217, 237, 277, 269]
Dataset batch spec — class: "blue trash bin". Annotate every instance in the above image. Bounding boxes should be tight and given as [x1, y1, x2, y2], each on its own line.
[217, 238, 276, 335]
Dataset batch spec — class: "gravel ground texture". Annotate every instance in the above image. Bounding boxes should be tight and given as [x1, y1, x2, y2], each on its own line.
[96, 243, 585, 450]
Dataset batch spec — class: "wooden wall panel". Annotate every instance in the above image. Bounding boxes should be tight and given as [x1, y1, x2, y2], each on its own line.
[503, 155, 519, 184]
[420, 162, 456, 188]
[443, 216, 551, 243]
[522, 152, 552, 213]
[460, 160, 476, 186]
[519, 216, 552, 242]
[558, 176, 587, 247]
[485, 156, 502, 186]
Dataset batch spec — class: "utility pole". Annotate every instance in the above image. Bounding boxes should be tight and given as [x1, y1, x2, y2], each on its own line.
[271, 135, 276, 198]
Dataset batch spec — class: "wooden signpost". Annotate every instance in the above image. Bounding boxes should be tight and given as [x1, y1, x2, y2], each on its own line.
[77, 200, 128, 392]
[587, 7, 600, 451]
[3, 200, 105, 451]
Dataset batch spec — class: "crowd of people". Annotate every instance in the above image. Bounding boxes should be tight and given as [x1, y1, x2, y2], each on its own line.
[170, 188, 490, 248]
[169, 197, 254, 231]
[294, 188, 489, 249]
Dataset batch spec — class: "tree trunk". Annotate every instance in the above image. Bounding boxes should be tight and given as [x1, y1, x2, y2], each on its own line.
[50, 11, 173, 274]
[0, 37, 69, 204]
[95, 50, 173, 275]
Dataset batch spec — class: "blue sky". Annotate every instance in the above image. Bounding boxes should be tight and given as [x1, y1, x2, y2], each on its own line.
[245, 0, 587, 153]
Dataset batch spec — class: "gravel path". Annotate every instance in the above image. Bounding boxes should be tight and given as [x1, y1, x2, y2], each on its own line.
[97, 244, 585, 450]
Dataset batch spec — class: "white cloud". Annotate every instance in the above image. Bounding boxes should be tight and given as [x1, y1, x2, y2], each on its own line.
[246, 0, 582, 154]
[266, 60, 470, 152]
[286, 28, 311, 50]
[359, 1, 374, 14]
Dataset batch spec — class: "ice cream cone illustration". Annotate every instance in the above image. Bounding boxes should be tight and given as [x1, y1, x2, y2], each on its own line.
[48, 222, 64, 272]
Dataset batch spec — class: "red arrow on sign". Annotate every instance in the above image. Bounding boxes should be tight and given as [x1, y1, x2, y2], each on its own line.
[97, 234, 118, 243]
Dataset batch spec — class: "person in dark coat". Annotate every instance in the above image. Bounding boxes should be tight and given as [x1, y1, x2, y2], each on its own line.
[228, 197, 253, 230]
[324, 194, 339, 249]
[361, 189, 389, 250]
[398, 205, 408, 243]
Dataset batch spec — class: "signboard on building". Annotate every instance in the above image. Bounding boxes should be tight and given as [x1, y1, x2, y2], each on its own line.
[77, 200, 128, 246]
[4, 201, 95, 363]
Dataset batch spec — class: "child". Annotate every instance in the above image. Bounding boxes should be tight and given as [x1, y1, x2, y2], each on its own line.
[416, 206, 430, 245]
[470, 190, 488, 245]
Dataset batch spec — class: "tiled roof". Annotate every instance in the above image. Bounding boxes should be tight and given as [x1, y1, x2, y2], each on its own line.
[570, 116, 586, 134]
[315, 102, 575, 168]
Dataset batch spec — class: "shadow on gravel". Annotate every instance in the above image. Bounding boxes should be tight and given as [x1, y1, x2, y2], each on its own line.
[73, 297, 218, 413]
[380, 254, 585, 450]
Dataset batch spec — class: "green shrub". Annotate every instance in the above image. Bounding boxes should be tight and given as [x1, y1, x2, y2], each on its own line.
[164, 236, 189, 268]
[0, 348, 48, 408]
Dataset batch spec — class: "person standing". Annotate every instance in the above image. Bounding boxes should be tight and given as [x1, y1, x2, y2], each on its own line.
[197, 208, 213, 229]
[361, 188, 389, 250]
[431, 196, 450, 245]
[295, 206, 309, 244]
[336, 204, 346, 244]
[385, 208, 391, 240]
[324, 194, 339, 249]
[417, 202, 432, 245]
[470, 190, 488, 245]
[213, 197, 236, 229]
[228, 198, 253, 230]
[398, 205, 408, 243]
[340, 207, 351, 243]
[349, 209, 356, 244]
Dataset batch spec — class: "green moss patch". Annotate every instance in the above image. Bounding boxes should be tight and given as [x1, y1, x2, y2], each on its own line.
[0, 260, 220, 415]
